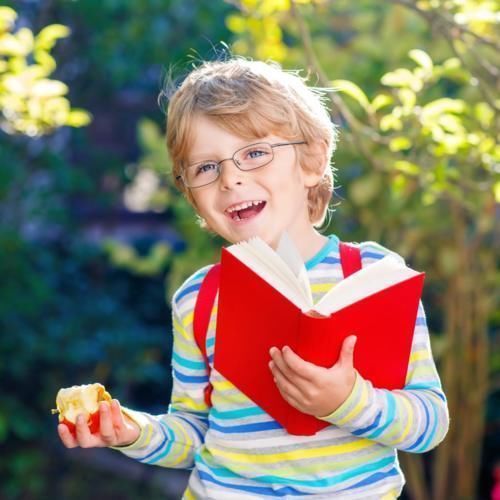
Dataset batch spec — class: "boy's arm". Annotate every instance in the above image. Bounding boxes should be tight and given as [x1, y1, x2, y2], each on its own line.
[319, 300, 449, 452]
[110, 285, 210, 468]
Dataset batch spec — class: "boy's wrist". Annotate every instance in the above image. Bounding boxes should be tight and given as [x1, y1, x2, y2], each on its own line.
[318, 371, 369, 424]
[110, 408, 149, 451]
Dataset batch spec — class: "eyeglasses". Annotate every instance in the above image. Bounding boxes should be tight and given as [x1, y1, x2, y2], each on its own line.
[176, 141, 307, 189]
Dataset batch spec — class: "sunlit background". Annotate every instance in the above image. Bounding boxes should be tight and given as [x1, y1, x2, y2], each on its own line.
[1, 1, 498, 498]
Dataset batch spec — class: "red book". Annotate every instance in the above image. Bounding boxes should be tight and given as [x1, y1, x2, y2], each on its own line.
[214, 238, 425, 436]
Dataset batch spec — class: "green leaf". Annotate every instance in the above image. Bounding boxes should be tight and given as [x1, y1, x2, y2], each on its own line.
[381, 68, 422, 92]
[421, 98, 466, 119]
[17, 27, 34, 54]
[66, 109, 92, 127]
[331, 79, 371, 111]
[397, 88, 416, 112]
[371, 94, 393, 112]
[409, 49, 433, 73]
[389, 137, 412, 152]
[380, 113, 403, 132]
[474, 102, 495, 129]
[0, 33, 26, 56]
[35, 24, 70, 51]
[226, 14, 247, 34]
[494, 181, 500, 203]
[138, 118, 162, 151]
[33, 49, 56, 74]
[31, 79, 68, 98]
[394, 160, 421, 175]
[0, 6, 17, 31]
[437, 114, 464, 134]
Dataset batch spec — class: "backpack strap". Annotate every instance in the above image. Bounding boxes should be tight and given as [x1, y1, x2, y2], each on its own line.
[192, 241, 362, 407]
[339, 241, 362, 278]
[193, 264, 220, 407]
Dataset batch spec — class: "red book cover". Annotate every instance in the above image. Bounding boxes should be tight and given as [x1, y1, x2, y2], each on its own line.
[214, 248, 425, 436]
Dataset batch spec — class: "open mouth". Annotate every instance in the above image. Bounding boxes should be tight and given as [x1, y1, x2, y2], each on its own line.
[225, 200, 266, 222]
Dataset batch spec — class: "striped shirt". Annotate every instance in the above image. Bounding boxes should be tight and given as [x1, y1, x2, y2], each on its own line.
[114, 235, 449, 499]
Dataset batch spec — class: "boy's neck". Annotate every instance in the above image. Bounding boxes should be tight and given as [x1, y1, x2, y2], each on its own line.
[276, 229, 329, 263]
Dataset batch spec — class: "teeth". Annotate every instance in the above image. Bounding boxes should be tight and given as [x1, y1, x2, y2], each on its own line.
[226, 200, 264, 214]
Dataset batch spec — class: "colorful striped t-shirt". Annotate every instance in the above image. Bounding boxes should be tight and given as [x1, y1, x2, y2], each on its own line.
[114, 236, 449, 499]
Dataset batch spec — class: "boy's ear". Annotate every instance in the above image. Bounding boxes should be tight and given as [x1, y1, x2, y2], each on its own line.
[301, 140, 329, 188]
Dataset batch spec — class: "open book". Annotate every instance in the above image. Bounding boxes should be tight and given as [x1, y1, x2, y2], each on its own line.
[213, 234, 425, 436]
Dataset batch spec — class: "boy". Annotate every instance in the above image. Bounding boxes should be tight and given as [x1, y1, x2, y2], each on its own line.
[58, 58, 449, 499]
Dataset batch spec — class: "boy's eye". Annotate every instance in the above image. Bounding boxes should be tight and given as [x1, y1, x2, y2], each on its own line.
[246, 148, 268, 160]
[196, 162, 218, 176]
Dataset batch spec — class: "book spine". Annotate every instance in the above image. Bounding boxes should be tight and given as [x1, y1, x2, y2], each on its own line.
[284, 314, 334, 436]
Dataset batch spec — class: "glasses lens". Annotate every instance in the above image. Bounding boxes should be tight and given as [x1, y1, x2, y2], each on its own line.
[185, 161, 219, 188]
[234, 143, 273, 171]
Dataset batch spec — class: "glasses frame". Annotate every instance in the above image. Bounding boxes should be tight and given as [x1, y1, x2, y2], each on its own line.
[176, 140, 307, 189]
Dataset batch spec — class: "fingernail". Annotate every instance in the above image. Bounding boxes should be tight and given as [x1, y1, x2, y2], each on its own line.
[100, 402, 108, 411]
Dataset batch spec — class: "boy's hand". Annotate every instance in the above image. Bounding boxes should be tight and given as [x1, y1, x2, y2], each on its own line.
[269, 335, 357, 418]
[57, 399, 140, 448]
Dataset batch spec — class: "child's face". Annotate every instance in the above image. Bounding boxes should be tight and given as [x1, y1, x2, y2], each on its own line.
[185, 114, 322, 249]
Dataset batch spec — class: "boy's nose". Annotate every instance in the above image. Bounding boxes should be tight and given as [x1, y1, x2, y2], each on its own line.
[218, 158, 246, 189]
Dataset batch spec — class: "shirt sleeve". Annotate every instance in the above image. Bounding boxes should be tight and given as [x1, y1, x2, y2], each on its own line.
[321, 242, 449, 453]
[110, 278, 211, 468]
[319, 245, 449, 452]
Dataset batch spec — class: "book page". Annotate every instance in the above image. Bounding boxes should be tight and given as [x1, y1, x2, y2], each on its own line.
[276, 232, 313, 306]
[226, 236, 313, 310]
[314, 254, 421, 316]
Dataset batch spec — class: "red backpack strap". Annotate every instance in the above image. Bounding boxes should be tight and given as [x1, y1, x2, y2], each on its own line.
[339, 241, 362, 278]
[193, 263, 221, 407]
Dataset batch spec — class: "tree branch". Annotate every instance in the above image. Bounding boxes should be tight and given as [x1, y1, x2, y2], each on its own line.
[289, 0, 387, 171]
[388, 0, 500, 51]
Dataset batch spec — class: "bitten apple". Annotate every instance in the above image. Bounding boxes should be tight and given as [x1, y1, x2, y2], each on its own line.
[52, 383, 112, 437]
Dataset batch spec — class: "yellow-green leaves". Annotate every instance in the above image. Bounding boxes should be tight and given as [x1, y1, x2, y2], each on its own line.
[409, 49, 433, 73]
[382, 68, 424, 92]
[349, 173, 382, 206]
[103, 240, 171, 277]
[494, 181, 500, 203]
[389, 136, 412, 152]
[0, 6, 16, 33]
[0, 9, 90, 136]
[34, 24, 70, 51]
[331, 79, 371, 112]
[225, 0, 291, 61]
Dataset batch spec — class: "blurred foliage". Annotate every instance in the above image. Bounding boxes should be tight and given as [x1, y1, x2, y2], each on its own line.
[0, 2, 232, 498]
[0, 234, 173, 498]
[0, 6, 91, 136]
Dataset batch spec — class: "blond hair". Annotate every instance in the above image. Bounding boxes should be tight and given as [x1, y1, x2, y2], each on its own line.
[165, 57, 338, 227]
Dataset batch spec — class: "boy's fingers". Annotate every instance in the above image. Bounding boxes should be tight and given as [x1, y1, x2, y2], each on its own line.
[281, 346, 318, 380]
[99, 402, 116, 443]
[272, 366, 302, 402]
[75, 414, 93, 447]
[57, 423, 78, 448]
[270, 348, 300, 381]
[338, 335, 357, 368]
[110, 399, 125, 428]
